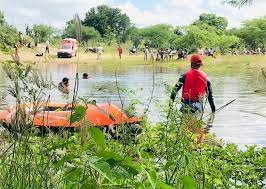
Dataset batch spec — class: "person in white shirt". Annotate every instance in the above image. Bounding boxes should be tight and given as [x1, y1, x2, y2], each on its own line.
[96, 46, 104, 60]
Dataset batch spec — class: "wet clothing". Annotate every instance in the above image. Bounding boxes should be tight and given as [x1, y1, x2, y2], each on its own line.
[58, 82, 70, 94]
[170, 69, 216, 113]
[182, 69, 207, 102]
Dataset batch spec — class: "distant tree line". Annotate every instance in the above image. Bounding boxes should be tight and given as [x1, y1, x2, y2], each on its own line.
[0, 4, 265, 52]
[0, 11, 19, 51]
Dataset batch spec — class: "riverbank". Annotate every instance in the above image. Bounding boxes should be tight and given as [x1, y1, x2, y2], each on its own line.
[1, 47, 266, 72]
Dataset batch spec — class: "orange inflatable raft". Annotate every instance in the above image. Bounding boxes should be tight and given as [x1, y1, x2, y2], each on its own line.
[0, 102, 141, 128]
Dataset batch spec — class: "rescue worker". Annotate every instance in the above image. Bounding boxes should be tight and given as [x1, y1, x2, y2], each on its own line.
[170, 54, 215, 143]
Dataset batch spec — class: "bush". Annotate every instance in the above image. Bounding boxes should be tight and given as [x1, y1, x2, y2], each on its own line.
[0, 21, 18, 51]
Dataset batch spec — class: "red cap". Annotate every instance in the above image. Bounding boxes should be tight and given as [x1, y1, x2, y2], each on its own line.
[191, 54, 204, 65]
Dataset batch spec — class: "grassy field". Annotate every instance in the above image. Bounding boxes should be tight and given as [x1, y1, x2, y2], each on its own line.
[1, 46, 266, 73]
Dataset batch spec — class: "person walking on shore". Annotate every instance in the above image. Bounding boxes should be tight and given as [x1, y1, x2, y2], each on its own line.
[117, 45, 123, 60]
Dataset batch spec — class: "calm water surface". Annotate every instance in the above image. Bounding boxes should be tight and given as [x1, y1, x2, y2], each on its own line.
[0, 63, 265, 148]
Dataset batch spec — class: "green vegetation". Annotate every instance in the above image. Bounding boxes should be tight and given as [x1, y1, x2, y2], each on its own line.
[83, 5, 131, 43]
[0, 63, 265, 189]
[1, 5, 265, 52]
[0, 11, 18, 51]
[140, 24, 176, 48]
[232, 16, 266, 49]
[171, 24, 240, 53]
[62, 19, 100, 44]
[193, 13, 228, 30]
[32, 24, 55, 43]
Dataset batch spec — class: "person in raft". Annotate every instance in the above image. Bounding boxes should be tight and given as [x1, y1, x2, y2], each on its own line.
[170, 54, 216, 143]
[58, 77, 70, 94]
[117, 45, 123, 59]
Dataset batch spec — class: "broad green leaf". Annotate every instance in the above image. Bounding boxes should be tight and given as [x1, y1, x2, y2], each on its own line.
[70, 106, 86, 124]
[180, 155, 189, 168]
[156, 180, 173, 189]
[120, 164, 139, 176]
[64, 167, 83, 183]
[88, 159, 116, 184]
[180, 176, 197, 189]
[54, 154, 77, 169]
[142, 167, 156, 189]
[98, 150, 123, 161]
[88, 127, 105, 150]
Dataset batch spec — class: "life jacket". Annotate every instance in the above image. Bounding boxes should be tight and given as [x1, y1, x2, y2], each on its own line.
[182, 69, 207, 102]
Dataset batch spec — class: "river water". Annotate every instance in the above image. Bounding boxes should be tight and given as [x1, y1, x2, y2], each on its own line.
[0, 62, 265, 148]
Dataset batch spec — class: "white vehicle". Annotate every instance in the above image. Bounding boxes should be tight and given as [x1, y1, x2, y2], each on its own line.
[57, 38, 77, 58]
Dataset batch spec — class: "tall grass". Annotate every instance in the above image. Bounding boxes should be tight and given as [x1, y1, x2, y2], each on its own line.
[0, 62, 265, 188]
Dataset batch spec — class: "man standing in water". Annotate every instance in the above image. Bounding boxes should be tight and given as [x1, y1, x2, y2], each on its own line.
[170, 54, 215, 143]
[58, 77, 70, 94]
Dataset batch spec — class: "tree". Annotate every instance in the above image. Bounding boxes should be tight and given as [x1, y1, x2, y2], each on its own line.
[83, 5, 131, 42]
[193, 13, 228, 30]
[0, 11, 19, 51]
[63, 20, 100, 42]
[233, 17, 266, 49]
[128, 27, 143, 48]
[0, 11, 5, 25]
[142, 24, 175, 48]
[32, 24, 54, 43]
[172, 25, 214, 50]
[171, 24, 239, 52]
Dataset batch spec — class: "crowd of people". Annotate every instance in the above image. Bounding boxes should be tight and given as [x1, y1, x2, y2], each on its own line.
[138, 47, 217, 62]
[232, 47, 266, 55]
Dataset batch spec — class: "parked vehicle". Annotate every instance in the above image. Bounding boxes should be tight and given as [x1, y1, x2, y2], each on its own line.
[57, 38, 77, 58]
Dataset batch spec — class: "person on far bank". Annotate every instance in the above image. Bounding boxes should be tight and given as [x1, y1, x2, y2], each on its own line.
[117, 46, 123, 59]
[45, 40, 50, 54]
[144, 46, 149, 61]
[170, 54, 215, 143]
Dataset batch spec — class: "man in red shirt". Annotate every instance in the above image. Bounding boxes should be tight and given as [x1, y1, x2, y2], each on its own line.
[170, 54, 215, 113]
[117, 46, 123, 59]
[170, 54, 215, 143]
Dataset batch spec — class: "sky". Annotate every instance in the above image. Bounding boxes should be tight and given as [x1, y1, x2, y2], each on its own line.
[0, 0, 265, 31]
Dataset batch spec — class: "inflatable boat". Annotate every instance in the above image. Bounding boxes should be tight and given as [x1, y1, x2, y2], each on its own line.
[0, 103, 141, 129]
